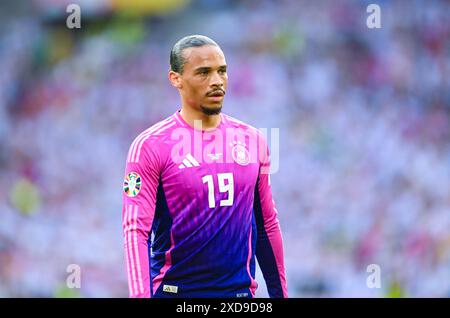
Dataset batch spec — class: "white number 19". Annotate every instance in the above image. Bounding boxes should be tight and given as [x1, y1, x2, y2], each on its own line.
[201, 173, 234, 208]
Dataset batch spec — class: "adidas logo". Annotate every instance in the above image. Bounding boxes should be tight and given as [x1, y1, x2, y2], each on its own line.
[178, 153, 200, 169]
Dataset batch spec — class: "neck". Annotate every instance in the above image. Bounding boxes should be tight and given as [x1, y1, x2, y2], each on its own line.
[179, 106, 221, 130]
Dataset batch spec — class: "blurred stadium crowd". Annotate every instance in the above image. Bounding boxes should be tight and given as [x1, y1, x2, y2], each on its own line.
[0, 0, 449, 297]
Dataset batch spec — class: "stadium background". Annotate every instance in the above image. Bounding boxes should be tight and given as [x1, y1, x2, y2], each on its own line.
[0, 0, 449, 297]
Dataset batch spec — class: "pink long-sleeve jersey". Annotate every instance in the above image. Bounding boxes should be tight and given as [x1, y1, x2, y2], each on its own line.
[122, 110, 287, 298]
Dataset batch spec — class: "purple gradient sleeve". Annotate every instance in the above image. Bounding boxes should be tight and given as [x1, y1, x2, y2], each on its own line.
[254, 134, 288, 298]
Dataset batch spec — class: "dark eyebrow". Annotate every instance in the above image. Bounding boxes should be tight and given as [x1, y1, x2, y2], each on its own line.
[195, 67, 211, 73]
[195, 65, 227, 73]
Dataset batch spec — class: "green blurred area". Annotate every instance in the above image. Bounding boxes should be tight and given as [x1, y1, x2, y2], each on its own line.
[54, 284, 81, 298]
[9, 178, 41, 216]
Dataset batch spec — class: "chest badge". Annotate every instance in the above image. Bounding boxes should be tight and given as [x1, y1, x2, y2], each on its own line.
[230, 141, 250, 166]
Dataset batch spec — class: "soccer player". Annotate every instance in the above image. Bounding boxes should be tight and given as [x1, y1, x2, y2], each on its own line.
[122, 35, 288, 298]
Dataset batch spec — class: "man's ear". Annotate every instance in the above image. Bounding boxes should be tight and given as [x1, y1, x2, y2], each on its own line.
[168, 71, 182, 89]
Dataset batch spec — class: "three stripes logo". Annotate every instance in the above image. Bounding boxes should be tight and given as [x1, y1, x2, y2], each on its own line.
[178, 153, 200, 169]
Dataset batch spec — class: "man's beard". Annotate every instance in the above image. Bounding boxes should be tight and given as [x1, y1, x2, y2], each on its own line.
[200, 104, 222, 115]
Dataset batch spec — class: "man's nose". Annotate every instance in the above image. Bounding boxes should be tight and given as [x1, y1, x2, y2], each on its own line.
[210, 71, 223, 87]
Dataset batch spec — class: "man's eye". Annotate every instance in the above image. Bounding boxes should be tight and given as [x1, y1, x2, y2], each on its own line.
[219, 69, 226, 74]
[199, 70, 208, 75]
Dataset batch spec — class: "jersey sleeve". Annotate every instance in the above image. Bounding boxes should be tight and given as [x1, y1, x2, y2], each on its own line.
[122, 138, 161, 298]
[254, 132, 288, 298]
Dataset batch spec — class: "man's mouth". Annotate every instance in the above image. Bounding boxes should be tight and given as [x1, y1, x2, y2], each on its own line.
[207, 90, 225, 97]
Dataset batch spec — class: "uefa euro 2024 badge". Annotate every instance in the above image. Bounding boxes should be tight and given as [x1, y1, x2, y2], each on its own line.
[123, 172, 141, 197]
[230, 140, 250, 166]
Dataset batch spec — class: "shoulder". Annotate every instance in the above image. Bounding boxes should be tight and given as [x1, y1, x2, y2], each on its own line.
[222, 113, 266, 140]
[127, 115, 177, 163]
